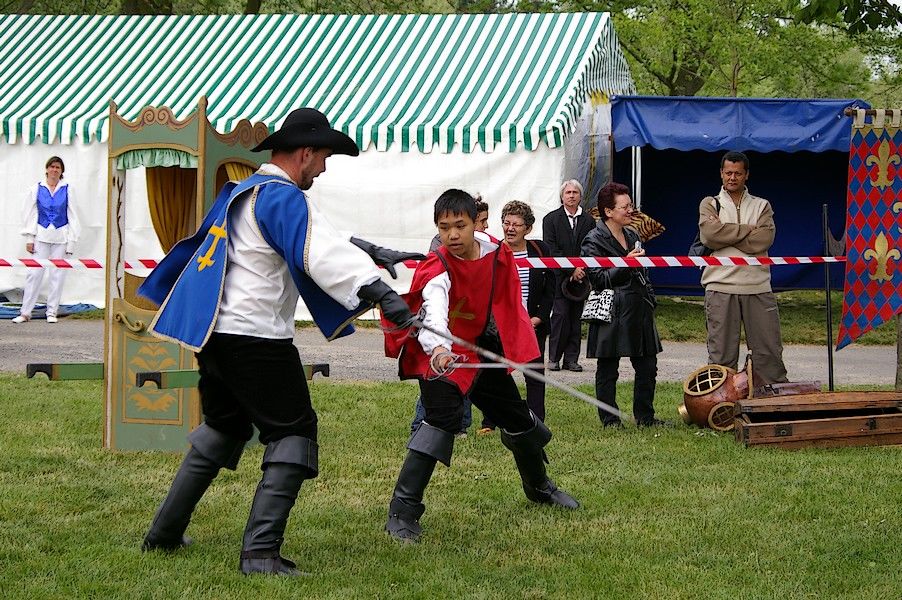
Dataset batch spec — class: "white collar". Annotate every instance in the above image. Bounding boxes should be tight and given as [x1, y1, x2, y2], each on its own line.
[564, 205, 583, 218]
[39, 180, 67, 191]
[257, 163, 297, 185]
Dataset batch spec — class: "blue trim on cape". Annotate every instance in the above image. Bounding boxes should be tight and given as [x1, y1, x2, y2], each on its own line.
[139, 173, 359, 351]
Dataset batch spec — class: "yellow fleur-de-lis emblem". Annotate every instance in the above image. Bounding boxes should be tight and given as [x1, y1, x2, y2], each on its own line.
[863, 232, 900, 282]
[865, 140, 901, 190]
[893, 202, 902, 235]
[197, 220, 227, 271]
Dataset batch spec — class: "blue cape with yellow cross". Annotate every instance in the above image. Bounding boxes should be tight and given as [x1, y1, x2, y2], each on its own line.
[139, 173, 359, 352]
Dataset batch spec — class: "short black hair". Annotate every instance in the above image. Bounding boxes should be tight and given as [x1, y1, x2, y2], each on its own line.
[434, 189, 477, 224]
[721, 151, 749, 171]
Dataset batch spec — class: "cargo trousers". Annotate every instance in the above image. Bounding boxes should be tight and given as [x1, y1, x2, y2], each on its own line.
[704, 290, 789, 384]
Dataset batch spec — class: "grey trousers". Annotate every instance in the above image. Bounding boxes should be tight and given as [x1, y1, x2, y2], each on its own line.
[704, 290, 789, 384]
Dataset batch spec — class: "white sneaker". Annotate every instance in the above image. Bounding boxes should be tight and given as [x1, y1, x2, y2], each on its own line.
[46, 316, 58, 323]
[11, 315, 28, 323]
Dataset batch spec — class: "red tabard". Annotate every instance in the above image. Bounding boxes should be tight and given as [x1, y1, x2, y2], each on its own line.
[382, 243, 540, 394]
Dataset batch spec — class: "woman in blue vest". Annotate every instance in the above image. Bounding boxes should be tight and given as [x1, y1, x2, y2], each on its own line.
[13, 156, 80, 323]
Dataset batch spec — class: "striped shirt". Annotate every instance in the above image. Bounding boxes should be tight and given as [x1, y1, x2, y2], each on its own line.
[513, 249, 529, 308]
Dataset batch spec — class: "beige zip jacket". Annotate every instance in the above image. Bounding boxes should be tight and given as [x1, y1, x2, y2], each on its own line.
[698, 187, 776, 294]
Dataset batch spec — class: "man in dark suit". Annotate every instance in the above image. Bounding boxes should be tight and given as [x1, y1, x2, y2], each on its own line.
[542, 180, 595, 372]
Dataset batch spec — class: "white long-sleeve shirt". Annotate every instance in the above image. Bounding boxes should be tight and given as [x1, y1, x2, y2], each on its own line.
[417, 232, 498, 354]
[214, 163, 381, 340]
[21, 180, 81, 253]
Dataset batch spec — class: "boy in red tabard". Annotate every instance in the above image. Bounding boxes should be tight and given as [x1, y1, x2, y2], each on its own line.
[382, 189, 579, 543]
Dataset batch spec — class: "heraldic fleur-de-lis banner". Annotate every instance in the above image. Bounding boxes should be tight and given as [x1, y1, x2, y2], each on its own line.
[836, 109, 902, 350]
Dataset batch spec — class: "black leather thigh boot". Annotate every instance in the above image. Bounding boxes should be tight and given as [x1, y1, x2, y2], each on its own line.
[385, 422, 454, 543]
[501, 414, 579, 509]
[143, 423, 245, 551]
[240, 436, 318, 576]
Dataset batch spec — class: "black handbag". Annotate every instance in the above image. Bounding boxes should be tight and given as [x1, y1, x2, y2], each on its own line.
[688, 197, 721, 256]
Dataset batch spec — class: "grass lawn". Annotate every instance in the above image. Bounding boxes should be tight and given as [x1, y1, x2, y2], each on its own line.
[1, 375, 900, 599]
[655, 291, 896, 345]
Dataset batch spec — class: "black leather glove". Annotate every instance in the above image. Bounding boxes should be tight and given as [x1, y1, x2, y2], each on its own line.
[350, 236, 426, 279]
[357, 280, 416, 327]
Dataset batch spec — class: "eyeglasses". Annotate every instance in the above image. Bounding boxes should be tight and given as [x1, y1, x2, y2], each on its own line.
[614, 204, 634, 212]
[502, 221, 527, 229]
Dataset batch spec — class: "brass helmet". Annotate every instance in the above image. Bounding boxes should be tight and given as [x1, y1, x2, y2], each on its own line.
[678, 362, 752, 432]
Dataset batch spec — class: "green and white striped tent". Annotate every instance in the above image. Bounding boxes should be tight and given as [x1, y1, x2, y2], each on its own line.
[0, 12, 634, 309]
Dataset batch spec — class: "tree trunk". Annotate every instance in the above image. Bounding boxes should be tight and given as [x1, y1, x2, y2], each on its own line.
[121, 0, 173, 14]
[245, 0, 262, 14]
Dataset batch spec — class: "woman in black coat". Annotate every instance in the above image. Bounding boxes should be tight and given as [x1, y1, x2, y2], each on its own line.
[580, 182, 665, 428]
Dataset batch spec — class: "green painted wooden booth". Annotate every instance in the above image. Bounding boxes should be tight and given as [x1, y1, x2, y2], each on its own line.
[102, 98, 268, 451]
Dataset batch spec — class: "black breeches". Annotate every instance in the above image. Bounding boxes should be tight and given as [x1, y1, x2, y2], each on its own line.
[419, 367, 534, 435]
[196, 333, 318, 445]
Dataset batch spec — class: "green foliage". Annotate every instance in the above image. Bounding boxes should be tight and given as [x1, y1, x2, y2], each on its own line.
[0, 376, 900, 598]
[564, 0, 877, 99]
[797, 0, 902, 34]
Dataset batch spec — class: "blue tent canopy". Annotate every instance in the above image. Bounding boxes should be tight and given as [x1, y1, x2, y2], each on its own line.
[611, 96, 870, 154]
[609, 96, 871, 294]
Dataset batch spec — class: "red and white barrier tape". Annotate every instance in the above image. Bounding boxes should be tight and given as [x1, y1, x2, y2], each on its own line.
[0, 256, 845, 270]
[0, 258, 159, 270]
[512, 255, 845, 268]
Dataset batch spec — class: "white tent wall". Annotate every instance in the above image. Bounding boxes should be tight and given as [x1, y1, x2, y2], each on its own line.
[0, 141, 148, 308]
[0, 101, 612, 319]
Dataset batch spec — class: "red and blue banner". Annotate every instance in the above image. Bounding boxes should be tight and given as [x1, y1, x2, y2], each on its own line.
[837, 111, 902, 350]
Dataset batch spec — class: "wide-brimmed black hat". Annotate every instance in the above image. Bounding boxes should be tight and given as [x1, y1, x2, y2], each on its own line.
[252, 108, 359, 156]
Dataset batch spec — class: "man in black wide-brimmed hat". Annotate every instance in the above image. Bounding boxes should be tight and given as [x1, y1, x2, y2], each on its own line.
[138, 108, 424, 576]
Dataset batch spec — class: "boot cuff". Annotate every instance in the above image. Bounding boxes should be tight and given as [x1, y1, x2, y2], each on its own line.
[407, 422, 454, 466]
[263, 436, 319, 477]
[501, 413, 552, 453]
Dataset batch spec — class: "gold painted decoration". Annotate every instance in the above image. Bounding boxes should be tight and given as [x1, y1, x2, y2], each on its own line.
[866, 140, 901, 190]
[118, 105, 195, 132]
[212, 119, 271, 147]
[124, 339, 179, 419]
[863, 232, 900, 283]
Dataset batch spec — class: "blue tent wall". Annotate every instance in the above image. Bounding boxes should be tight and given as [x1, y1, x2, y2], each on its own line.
[612, 147, 847, 295]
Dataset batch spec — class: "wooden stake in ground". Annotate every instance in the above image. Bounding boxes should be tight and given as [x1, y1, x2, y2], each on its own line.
[896, 315, 901, 391]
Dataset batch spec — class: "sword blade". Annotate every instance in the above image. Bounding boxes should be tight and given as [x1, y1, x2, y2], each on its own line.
[449, 363, 542, 369]
[409, 320, 630, 423]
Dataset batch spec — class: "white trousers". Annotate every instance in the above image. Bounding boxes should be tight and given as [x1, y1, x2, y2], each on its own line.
[21, 241, 68, 318]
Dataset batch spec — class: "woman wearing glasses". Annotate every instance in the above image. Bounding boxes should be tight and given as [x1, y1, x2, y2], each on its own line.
[479, 201, 555, 431]
[581, 183, 666, 428]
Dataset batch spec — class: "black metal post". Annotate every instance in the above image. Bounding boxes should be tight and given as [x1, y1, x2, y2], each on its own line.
[823, 204, 835, 391]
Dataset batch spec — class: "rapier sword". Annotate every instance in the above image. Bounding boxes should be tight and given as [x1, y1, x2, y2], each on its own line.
[406, 319, 631, 424]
